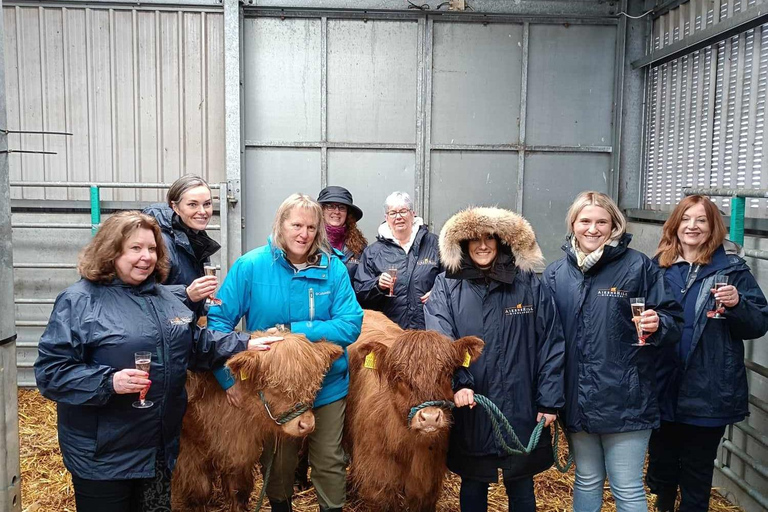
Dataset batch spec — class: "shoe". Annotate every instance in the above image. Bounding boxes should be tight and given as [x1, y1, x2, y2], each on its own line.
[319, 508, 342, 512]
[269, 499, 293, 512]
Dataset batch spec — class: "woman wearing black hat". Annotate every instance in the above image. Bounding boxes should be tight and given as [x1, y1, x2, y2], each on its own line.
[317, 186, 368, 279]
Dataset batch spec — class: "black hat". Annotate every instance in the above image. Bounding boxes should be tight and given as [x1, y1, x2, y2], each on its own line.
[317, 186, 363, 221]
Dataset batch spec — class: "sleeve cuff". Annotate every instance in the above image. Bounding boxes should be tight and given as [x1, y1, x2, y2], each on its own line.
[213, 366, 236, 390]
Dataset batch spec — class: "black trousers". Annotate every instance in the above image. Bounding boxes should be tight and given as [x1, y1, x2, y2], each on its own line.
[459, 475, 536, 512]
[646, 421, 726, 512]
[71, 456, 172, 512]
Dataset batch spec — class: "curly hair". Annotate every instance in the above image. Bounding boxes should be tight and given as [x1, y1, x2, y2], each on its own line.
[344, 217, 368, 257]
[78, 211, 170, 284]
[655, 195, 727, 267]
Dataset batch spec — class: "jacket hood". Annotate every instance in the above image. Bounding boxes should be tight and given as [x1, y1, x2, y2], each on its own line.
[723, 238, 745, 258]
[439, 207, 544, 273]
[143, 203, 174, 231]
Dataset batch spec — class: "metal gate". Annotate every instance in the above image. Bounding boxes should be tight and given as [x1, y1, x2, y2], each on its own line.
[241, 6, 623, 263]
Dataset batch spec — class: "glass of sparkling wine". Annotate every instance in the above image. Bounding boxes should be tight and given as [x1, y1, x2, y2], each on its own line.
[203, 265, 223, 306]
[630, 297, 649, 347]
[709, 275, 729, 319]
[386, 267, 398, 298]
[132, 351, 153, 409]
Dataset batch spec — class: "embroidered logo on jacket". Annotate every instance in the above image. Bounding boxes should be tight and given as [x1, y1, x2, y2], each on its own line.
[597, 287, 629, 299]
[416, 258, 437, 266]
[504, 304, 534, 316]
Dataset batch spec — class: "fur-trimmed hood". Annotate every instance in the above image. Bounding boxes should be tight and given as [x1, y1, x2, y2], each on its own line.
[439, 207, 544, 273]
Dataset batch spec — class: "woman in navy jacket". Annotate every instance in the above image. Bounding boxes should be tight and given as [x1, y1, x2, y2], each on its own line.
[646, 195, 768, 512]
[34, 211, 252, 512]
[425, 207, 565, 512]
[542, 191, 682, 512]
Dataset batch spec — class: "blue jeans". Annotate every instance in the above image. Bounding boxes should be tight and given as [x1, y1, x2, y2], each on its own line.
[570, 430, 652, 512]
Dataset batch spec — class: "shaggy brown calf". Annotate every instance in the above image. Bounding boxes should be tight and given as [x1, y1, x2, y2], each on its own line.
[173, 333, 343, 512]
[345, 310, 484, 512]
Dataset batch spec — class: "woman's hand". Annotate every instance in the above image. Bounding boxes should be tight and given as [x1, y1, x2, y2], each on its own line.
[454, 388, 476, 409]
[112, 369, 150, 394]
[247, 335, 283, 351]
[420, 291, 431, 304]
[713, 284, 740, 308]
[186, 275, 218, 303]
[378, 272, 394, 291]
[537, 412, 557, 427]
[639, 309, 659, 334]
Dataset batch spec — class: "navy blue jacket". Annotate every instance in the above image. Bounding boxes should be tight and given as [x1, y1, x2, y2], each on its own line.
[34, 278, 249, 480]
[143, 204, 216, 288]
[542, 235, 683, 434]
[655, 242, 768, 424]
[425, 252, 565, 479]
[354, 223, 442, 330]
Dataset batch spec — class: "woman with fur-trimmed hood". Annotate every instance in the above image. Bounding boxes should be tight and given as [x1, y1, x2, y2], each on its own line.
[424, 206, 565, 512]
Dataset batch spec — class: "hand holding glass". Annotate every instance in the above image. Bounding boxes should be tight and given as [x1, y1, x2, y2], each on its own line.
[707, 276, 729, 319]
[630, 297, 649, 347]
[386, 267, 398, 297]
[132, 352, 153, 409]
[203, 265, 223, 306]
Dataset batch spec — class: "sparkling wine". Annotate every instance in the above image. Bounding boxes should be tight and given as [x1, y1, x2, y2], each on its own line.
[630, 298, 648, 346]
[133, 352, 154, 409]
[387, 268, 398, 297]
[203, 265, 222, 305]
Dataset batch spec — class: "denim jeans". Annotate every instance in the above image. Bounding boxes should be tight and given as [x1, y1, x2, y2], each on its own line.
[570, 429, 652, 512]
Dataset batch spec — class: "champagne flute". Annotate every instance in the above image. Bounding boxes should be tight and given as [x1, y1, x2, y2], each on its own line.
[630, 297, 649, 347]
[386, 267, 398, 298]
[708, 276, 729, 319]
[204, 265, 223, 306]
[132, 351, 154, 409]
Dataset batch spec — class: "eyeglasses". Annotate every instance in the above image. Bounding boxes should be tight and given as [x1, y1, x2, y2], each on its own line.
[387, 209, 411, 219]
[322, 203, 348, 212]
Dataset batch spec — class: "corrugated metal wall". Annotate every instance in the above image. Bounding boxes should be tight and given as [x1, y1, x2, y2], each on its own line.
[644, 0, 768, 216]
[4, 4, 226, 202]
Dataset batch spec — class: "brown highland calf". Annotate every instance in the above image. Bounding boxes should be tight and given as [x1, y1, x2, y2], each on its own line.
[345, 310, 484, 512]
[173, 333, 343, 512]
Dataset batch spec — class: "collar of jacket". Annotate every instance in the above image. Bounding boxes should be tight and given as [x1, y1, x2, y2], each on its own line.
[107, 276, 159, 295]
[377, 217, 426, 245]
[446, 245, 517, 284]
[171, 213, 221, 262]
[563, 232, 632, 274]
[268, 237, 331, 275]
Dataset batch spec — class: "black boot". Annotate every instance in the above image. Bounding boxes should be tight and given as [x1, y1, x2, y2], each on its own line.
[319, 508, 342, 512]
[269, 499, 293, 512]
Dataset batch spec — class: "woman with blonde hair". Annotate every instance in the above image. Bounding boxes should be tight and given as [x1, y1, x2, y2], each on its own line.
[646, 195, 768, 512]
[34, 211, 254, 511]
[542, 191, 682, 512]
[208, 193, 363, 512]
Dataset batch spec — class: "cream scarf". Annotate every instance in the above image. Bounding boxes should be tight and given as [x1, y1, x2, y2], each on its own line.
[571, 236, 620, 273]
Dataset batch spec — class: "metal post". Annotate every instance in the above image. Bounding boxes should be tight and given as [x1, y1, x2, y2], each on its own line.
[730, 195, 745, 246]
[89, 185, 101, 236]
[0, 1, 22, 509]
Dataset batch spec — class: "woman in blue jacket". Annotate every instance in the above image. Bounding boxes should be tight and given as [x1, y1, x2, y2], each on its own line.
[354, 191, 442, 330]
[646, 195, 768, 512]
[208, 193, 363, 512]
[425, 207, 565, 512]
[34, 211, 253, 512]
[542, 191, 682, 512]
[143, 174, 222, 310]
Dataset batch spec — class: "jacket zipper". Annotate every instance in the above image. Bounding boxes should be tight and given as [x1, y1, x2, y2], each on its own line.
[308, 288, 315, 322]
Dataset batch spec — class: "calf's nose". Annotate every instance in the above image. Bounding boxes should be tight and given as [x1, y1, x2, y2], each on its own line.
[297, 413, 315, 435]
[415, 407, 444, 430]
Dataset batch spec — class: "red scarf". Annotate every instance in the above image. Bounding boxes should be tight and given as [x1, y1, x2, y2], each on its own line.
[326, 224, 347, 251]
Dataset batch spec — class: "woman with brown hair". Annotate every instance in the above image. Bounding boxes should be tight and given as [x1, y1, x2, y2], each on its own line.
[317, 186, 367, 279]
[34, 211, 258, 511]
[647, 195, 768, 512]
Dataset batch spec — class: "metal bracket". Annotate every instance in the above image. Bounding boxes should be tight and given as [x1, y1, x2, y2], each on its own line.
[0, 333, 17, 348]
[0, 149, 58, 155]
[227, 179, 241, 205]
[0, 129, 73, 136]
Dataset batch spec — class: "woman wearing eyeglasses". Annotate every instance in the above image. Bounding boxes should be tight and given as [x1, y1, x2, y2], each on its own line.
[317, 186, 368, 279]
[354, 191, 442, 330]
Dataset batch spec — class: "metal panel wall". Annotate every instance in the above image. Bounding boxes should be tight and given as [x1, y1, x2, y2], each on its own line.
[644, 2, 768, 216]
[4, 4, 226, 202]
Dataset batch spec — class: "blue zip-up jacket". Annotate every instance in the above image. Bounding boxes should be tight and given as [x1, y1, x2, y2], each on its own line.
[353, 221, 442, 330]
[207, 239, 363, 407]
[655, 241, 768, 424]
[34, 277, 249, 480]
[542, 234, 683, 434]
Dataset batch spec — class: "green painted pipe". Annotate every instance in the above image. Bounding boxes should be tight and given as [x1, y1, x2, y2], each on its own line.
[90, 185, 101, 236]
[730, 196, 745, 246]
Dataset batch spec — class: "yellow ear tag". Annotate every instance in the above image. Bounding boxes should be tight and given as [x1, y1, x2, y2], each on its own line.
[462, 351, 471, 368]
[240, 370, 248, 381]
[364, 352, 377, 370]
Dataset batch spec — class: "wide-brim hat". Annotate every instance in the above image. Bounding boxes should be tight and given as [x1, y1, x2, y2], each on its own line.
[317, 186, 363, 221]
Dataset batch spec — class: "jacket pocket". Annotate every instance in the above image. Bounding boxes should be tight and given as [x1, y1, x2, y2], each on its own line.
[95, 405, 155, 456]
[626, 366, 641, 410]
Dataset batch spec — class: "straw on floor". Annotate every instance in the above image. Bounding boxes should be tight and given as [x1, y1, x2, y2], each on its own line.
[19, 389, 743, 512]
